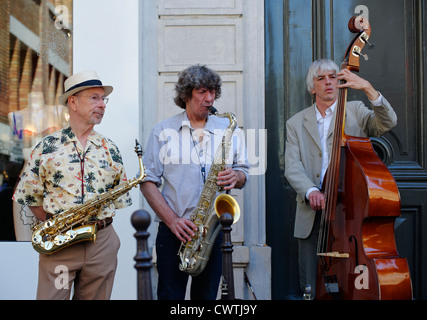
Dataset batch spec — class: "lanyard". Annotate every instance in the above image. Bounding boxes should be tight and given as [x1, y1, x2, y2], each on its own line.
[191, 129, 207, 184]
[73, 142, 90, 201]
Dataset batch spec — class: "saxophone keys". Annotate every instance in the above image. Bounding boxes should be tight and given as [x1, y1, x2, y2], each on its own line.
[53, 235, 67, 246]
[32, 234, 42, 244]
[65, 229, 77, 240]
[43, 241, 54, 251]
[179, 260, 188, 271]
[198, 225, 205, 237]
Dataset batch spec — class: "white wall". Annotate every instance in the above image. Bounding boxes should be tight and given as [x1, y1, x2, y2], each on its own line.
[0, 0, 142, 300]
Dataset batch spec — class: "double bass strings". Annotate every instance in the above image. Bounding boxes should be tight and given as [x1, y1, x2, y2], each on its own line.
[317, 78, 348, 256]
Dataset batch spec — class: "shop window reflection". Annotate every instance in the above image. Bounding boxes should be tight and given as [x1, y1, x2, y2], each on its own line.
[0, 0, 73, 242]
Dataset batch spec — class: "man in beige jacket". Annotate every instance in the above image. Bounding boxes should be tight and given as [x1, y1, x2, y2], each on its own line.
[284, 59, 397, 298]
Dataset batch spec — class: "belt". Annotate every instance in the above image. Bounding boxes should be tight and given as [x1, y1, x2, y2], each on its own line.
[96, 217, 113, 230]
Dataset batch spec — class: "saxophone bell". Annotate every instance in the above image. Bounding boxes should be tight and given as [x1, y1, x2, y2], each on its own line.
[214, 193, 240, 224]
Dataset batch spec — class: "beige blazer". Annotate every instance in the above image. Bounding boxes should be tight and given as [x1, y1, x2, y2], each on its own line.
[285, 98, 397, 239]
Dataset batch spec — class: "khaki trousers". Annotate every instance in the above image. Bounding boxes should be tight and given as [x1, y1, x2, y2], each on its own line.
[36, 225, 120, 300]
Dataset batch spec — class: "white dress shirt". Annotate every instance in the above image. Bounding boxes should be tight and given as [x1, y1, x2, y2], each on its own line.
[305, 92, 384, 199]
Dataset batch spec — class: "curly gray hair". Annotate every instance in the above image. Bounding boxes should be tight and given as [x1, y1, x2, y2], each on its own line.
[174, 65, 222, 109]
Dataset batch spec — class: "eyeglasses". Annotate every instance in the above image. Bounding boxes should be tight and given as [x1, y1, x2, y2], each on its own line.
[73, 94, 109, 104]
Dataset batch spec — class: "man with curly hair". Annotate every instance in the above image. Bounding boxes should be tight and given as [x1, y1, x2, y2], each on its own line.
[13, 71, 132, 300]
[140, 65, 249, 300]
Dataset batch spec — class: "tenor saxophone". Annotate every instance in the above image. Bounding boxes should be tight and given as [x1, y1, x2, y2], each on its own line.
[31, 140, 146, 254]
[178, 107, 241, 276]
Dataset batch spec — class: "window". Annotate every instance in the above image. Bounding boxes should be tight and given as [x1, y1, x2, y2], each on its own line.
[0, 0, 73, 241]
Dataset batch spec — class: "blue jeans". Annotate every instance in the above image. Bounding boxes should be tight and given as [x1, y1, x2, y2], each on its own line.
[156, 222, 222, 300]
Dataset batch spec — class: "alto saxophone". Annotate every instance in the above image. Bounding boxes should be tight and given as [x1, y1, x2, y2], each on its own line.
[31, 140, 146, 254]
[178, 106, 241, 276]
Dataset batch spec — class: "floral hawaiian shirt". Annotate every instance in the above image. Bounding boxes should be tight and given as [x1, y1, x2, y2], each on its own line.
[13, 127, 132, 220]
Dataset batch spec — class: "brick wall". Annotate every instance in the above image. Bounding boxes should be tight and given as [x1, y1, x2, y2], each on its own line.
[0, 0, 10, 118]
[0, 0, 73, 117]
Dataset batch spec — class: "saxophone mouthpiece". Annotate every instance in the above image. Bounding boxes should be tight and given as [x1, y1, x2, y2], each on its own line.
[208, 106, 218, 115]
[134, 139, 144, 157]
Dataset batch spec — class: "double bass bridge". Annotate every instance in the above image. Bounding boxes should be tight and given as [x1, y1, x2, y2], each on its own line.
[317, 252, 350, 258]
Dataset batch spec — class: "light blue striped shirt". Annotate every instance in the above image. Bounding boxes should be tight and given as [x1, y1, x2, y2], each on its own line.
[142, 111, 249, 220]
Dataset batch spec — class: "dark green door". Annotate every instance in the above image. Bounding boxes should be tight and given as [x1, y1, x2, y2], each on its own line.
[265, 0, 427, 299]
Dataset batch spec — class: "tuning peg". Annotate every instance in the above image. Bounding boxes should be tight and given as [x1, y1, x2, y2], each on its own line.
[365, 39, 375, 48]
[353, 46, 369, 61]
[354, 51, 369, 61]
[360, 32, 375, 48]
[354, 50, 369, 61]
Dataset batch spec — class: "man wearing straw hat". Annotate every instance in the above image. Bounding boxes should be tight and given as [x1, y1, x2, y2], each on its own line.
[13, 71, 132, 300]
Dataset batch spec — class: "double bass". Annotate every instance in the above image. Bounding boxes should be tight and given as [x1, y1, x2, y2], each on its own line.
[315, 15, 413, 300]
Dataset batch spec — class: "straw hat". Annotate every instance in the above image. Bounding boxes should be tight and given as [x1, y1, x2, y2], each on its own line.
[58, 70, 113, 105]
